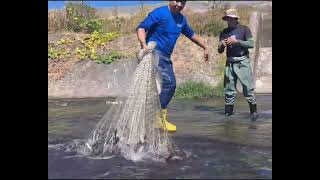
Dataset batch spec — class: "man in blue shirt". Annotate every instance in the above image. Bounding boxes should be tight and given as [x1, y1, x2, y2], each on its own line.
[137, 1, 208, 132]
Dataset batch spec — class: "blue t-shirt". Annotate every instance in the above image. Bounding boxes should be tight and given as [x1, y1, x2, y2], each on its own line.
[137, 6, 195, 57]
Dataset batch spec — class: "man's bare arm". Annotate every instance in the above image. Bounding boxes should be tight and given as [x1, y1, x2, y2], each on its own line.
[190, 34, 206, 50]
[190, 34, 209, 61]
[137, 28, 148, 50]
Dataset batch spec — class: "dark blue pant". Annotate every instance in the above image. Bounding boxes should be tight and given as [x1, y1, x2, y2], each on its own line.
[157, 55, 176, 109]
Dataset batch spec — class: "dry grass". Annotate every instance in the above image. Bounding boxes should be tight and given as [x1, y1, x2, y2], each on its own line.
[48, 58, 77, 81]
[48, 9, 68, 33]
[183, 5, 254, 37]
[47, 32, 226, 82]
[48, 32, 138, 81]
[172, 35, 226, 83]
[48, 32, 87, 81]
[48, 3, 254, 82]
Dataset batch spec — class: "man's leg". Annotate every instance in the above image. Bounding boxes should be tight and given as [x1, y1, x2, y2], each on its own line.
[224, 61, 237, 116]
[158, 58, 176, 131]
[158, 59, 176, 108]
[233, 58, 258, 121]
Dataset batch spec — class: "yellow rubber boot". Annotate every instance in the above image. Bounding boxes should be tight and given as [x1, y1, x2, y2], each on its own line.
[161, 109, 176, 132]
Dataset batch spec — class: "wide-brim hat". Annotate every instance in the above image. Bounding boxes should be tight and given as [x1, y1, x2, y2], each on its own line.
[222, 8, 240, 20]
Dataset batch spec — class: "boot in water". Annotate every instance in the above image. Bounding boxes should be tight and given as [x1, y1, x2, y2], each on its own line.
[249, 104, 259, 121]
[162, 109, 176, 132]
[225, 105, 234, 117]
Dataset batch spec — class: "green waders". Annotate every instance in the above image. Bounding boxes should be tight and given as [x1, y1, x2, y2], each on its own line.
[224, 57, 258, 120]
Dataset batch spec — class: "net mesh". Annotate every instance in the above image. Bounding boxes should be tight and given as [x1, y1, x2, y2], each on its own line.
[68, 42, 182, 162]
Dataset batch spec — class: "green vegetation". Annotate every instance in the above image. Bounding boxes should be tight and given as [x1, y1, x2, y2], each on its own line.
[65, 2, 100, 33]
[48, 31, 120, 63]
[95, 51, 122, 64]
[174, 81, 224, 99]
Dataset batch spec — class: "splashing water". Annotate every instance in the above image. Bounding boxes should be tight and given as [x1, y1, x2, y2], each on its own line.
[66, 42, 184, 162]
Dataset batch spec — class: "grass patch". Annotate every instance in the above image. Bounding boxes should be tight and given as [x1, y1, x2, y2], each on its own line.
[174, 81, 224, 99]
[95, 51, 121, 64]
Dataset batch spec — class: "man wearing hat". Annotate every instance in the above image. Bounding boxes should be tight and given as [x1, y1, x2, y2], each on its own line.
[217, 8, 258, 121]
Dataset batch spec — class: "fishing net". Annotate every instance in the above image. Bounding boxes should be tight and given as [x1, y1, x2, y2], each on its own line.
[67, 42, 183, 162]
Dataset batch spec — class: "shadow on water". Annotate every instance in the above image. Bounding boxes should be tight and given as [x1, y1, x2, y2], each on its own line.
[48, 95, 272, 179]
